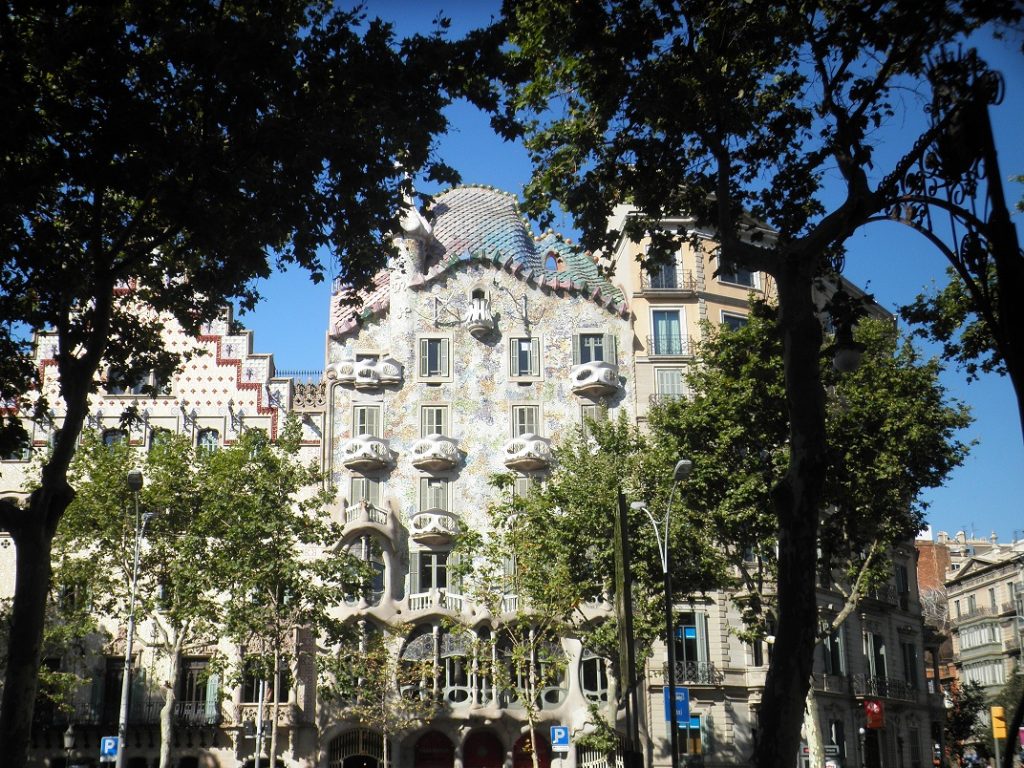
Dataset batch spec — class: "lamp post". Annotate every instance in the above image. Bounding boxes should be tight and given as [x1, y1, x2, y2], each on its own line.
[631, 457, 693, 768]
[116, 467, 151, 768]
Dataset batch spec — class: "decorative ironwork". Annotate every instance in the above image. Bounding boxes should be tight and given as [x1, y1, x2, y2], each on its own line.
[640, 269, 698, 293]
[292, 379, 326, 409]
[665, 660, 723, 686]
[851, 674, 916, 702]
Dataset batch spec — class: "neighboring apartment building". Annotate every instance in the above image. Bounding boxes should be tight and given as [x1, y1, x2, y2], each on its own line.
[605, 212, 942, 768]
[0, 186, 942, 768]
[945, 539, 1024, 698]
[0, 306, 325, 768]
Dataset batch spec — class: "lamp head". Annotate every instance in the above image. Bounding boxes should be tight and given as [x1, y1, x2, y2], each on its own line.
[63, 723, 74, 750]
[126, 467, 144, 492]
[629, 501, 647, 511]
[672, 459, 693, 481]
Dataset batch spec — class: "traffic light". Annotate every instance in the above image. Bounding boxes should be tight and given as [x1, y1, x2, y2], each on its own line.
[991, 706, 1006, 739]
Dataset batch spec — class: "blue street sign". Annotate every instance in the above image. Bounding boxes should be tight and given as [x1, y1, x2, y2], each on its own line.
[663, 686, 690, 725]
[100, 736, 119, 759]
[550, 725, 570, 749]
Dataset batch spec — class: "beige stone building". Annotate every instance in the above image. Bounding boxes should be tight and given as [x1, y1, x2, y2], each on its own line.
[945, 539, 1024, 698]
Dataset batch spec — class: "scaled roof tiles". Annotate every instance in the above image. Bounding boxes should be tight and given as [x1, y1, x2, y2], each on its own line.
[330, 186, 625, 337]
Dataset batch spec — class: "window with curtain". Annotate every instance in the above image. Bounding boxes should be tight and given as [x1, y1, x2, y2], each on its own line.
[651, 310, 684, 355]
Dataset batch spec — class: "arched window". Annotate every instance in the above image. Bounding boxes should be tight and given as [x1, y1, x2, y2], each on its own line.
[399, 627, 436, 700]
[197, 428, 219, 453]
[543, 252, 565, 272]
[149, 428, 172, 452]
[498, 629, 567, 710]
[439, 630, 472, 705]
[580, 648, 609, 702]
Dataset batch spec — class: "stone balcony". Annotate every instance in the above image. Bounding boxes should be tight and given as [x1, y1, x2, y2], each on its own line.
[410, 435, 461, 471]
[409, 509, 459, 544]
[407, 588, 466, 614]
[340, 435, 395, 471]
[503, 434, 551, 471]
[465, 297, 496, 337]
[327, 357, 403, 389]
[569, 360, 621, 397]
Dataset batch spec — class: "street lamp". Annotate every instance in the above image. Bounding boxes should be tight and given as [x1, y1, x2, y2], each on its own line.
[631, 457, 693, 768]
[116, 467, 153, 768]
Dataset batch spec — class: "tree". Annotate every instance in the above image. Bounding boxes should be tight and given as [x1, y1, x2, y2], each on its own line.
[213, 424, 361, 768]
[945, 680, 988, 766]
[648, 306, 970, 762]
[57, 430, 224, 768]
[454, 418, 726, 763]
[55, 421, 355, 768]
[0, 2, 497, 760]
[491, 2, 1016, 762]
[319, 622, 442, 768]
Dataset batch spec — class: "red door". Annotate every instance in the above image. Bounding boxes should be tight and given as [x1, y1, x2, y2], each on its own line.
[464, 731, 503, 768]
[415, 731, 455, 768]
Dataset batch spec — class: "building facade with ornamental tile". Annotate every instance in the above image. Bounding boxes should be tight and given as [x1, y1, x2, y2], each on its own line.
[1, 186, 942, 768]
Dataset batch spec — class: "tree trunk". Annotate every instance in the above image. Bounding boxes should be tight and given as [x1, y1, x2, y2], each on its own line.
[159, 649, 181, 768]
[804, 685, 825, 768]
[270, 648, 280, 768]
[754, 265, 828, 768]
[0, 485, 73, 768]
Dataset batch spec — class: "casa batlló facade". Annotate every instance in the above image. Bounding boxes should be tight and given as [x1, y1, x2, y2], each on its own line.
[0, 186, 939, 768]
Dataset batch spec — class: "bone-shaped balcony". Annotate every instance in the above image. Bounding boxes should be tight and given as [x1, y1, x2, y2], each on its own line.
[465, 297, 496, 337]
[502, 433, 551, 471]
[409, 510, 460, 544]
[410, 435, 460, 471]
[340, 436, 395, 471]
[326, 358, 403, 389]
[569, 361, 621, 397]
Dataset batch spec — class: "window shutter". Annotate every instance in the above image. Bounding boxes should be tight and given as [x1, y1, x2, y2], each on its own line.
[510, 340, 520, 377]
[440, 339, 450, 376]
[409, 552, 421, 595]
[698, 613, 710, 663]
[603, 333, 617, 364]
[529, 338, 540, 376]
[419, 339, 429, 377]
[131, 667, 146, 714]
[440, 407, 448, 435]
[571, 334, 581, 365]
[205, 673, 219, 719]
[367, 478, 379, 506]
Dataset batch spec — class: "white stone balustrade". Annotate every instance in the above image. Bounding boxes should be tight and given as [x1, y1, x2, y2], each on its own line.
[343, 501, 390, 527]
[502, 433, 551, 471]
[569, 360, 621, 397]
[409, 510, 459, 543]
[407, 589, 464, 613]
[410, 434, 460, 471]
[340, 435, 395, 471]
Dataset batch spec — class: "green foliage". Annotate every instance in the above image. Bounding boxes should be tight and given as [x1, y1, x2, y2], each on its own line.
[649, 305, 971, 632]
[901, 266, 1002, 381]
[945, 680, 988, 765]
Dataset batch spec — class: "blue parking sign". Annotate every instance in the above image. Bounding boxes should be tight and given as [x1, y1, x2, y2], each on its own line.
[550, 725, 570, 749]
[663, 686, 690, 725]
[100, 736, 119, 760]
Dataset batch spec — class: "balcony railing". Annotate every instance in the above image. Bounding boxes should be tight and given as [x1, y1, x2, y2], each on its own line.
[663, 660, 724, 687]
[409, 510, 459, 543]
[176, 699, 221, 727]
[640, 269, 698, 293]
[47, 696, 166, 727]
[646, 335, 693, 357]
[410, 435, 460, 471]
[344, 500, 389, 528]
[340, 435, 395, 471]
[865, 583, 899, 606]
[503, 434, 551, 471]
[952, 605, 998, 625]
[407, 589, 465, 613]
[851, 674, 916, 702]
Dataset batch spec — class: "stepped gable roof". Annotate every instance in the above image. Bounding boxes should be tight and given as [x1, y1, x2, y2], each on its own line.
[330, 185, 625, 337]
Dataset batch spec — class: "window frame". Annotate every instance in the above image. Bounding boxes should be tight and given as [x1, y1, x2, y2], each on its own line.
[420, 404, 450, 437]
[716, 257, 759, 289]
[352, 405, 382, 438]
[572, 332, 618, 366]
[196, 428, 220, 454]
[720, 311, 749, 331]
[510, 404, 541, 438]
[654, 367, 688, 399]
[650, 308, 686, 356]
[509, 336, 542, 380]
[350, 476, 381, 507]
[419, 477, 450, 512]
[417, 336, 452, 382]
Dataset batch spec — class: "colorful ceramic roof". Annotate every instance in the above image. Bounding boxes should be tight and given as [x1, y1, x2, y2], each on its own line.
[330, 186, 625, 337]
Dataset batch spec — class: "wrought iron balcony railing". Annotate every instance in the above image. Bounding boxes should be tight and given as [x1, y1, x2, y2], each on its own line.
[646, 335, 693, 357]
[851, 674, 916, 702]
[663, 660, 724, 687]
[640, 269, 698, 292]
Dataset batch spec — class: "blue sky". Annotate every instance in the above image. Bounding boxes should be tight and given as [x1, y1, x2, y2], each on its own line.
[241, 3, 1024, 544]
